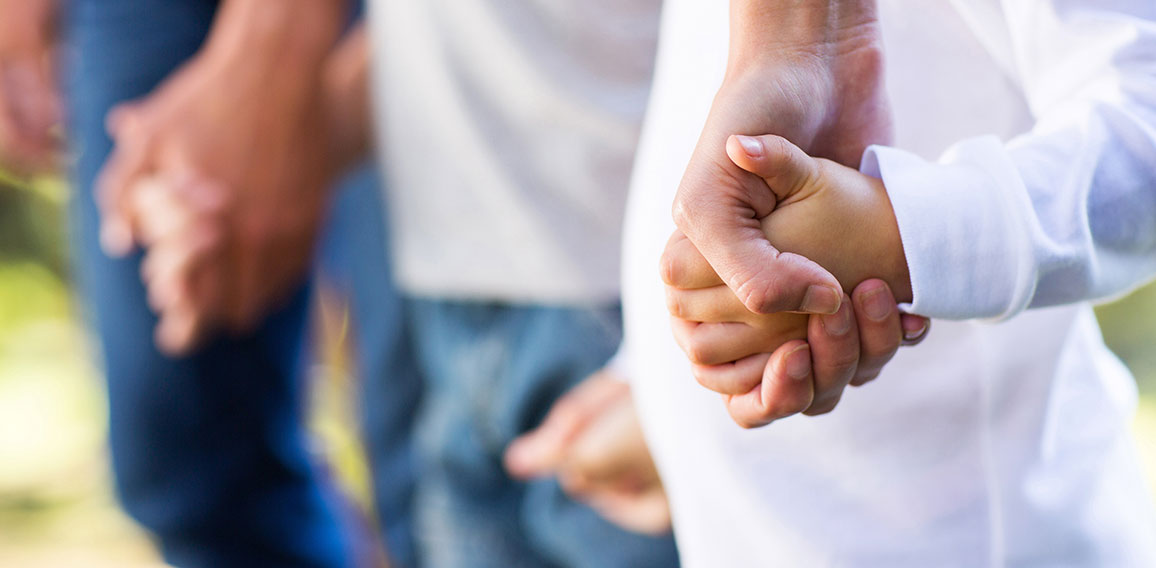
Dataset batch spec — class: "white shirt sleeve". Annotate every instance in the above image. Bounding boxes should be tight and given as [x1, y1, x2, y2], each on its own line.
[864, 2, 1156, 320]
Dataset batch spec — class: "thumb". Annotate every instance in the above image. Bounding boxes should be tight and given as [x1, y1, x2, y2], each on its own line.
[673, 134, 841, 315]
[96, 107, 153, 257]
[726, 134, 819, 203]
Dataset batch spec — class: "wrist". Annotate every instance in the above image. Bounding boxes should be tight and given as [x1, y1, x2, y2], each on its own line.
[873, 178, 913, 304]
[320, 26, 372, 174]
[204, 0, 344, 76]
[727, 0, 880, 74]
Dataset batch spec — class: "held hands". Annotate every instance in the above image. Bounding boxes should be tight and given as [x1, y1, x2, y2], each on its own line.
[0, 0, 62, 175]
[96, 32, 338, 354]
[672, 23, 893, 317]
[504, 372, 672, 536]
[663, 135, 927, 428]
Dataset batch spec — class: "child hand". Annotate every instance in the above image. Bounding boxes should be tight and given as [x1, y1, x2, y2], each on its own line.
[662, 134, 926, 427]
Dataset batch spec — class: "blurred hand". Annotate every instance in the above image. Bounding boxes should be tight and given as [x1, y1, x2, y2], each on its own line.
[96, 3, 346, 354]
[504, 372, 671, 536]
[0, 0, 62, 175]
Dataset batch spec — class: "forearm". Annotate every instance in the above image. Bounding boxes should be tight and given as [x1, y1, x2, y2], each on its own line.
[323, 23, 373, 173]
[728, 0, 878, 72]
[205, 0, 346, 70]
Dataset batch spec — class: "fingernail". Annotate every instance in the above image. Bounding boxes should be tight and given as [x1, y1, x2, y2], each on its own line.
[786, 345, 811, 381]
[903, 318, 928, 342]
[100, 223, 132, 257]
[801, 285, 841, 315]
[821, 301, 852, 336]
[861, 286, 892, 322]
[736, 135, 764, 158]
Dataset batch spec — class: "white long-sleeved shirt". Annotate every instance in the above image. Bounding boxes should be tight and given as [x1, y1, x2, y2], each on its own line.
[622, 0, 1156, 565]
[872, 1, 1156, 320]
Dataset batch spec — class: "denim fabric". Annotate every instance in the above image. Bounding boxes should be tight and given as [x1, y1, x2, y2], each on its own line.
[405, 299, 679, 568]
[63, 1, 418, 566]
[318, 167, 424, 567]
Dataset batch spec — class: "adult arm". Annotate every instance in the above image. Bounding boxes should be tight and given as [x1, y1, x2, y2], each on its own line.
[97, 0, 353, 353]
[672, 0, 891, 316]
[0, 0, 61, 175]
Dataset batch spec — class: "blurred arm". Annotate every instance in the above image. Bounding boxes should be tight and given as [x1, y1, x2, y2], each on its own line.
[322, 23, 373, 174]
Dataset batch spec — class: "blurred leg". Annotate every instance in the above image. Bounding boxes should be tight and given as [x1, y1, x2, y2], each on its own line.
[318, 165, 423, 568]
[64, 1, 352, 566]
[407, 301, 679, 568]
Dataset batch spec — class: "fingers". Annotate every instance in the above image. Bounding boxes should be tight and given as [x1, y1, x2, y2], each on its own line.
[725, 135, 819, 203]
[671, 318, 779, 367]
[723, 341, 814, 429]
[96, 103, 153, 257]
[131, 176, 200, 247]
[504, 373, 629, 479]
[154, 301, 207, 357]
[672, 138, 842, 316]
[133, 172, 231, 356]
[848, 279, 904, 387]
[802, 297, 859, 416]
[901, 314, 931, 346]
[665, 284, 752, 325]
[691, 352, 771, 396]
[582, 486, 672, 536]
[659, 230, 723, 289]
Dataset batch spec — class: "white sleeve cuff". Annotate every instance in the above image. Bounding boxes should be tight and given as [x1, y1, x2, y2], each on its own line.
[860, 137, 1037, 320]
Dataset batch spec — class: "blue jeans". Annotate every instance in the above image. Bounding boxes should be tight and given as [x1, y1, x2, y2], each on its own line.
[405, 299, 680, 568]
[64, 1, 419, 566]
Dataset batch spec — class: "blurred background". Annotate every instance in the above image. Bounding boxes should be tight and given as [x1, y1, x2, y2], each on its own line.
[2, 172, 1155, 566]
[0, 173, 379, 566]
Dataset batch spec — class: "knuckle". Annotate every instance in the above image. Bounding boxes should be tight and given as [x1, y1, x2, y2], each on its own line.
[549, 399, 582, 427]
[692, 368, 715, 391]
[659, 250, 683, 287]
[852, 370, 880, 387]
[665, 289, 686, 319]
[767, 391, 811, 419]
[671, 196, 692, 230]
[728, 409, 764, 430]
[863, 332, 902, 362]
[736, 278, 772, 315]
[825, 349, 861, 373]
[685, 341, 715, 367]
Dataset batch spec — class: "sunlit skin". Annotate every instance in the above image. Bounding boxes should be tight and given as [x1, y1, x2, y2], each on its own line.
[0, 0, 61, 175]
[97, 0, 350, 355]
[504, 373, 672, 536]
[664, 134, 924, 428]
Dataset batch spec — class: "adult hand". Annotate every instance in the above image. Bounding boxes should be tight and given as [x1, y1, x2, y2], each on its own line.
[0, 0, 62, 175]
[664, 230, 929, 428]
[672, 0, 891, 316]
[664, 133, 931, 428]
[95, 1, 346, 354]
[504, 372, 672, 536]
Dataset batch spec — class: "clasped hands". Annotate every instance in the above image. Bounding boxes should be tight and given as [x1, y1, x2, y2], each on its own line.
[665, 28, 929, 428]
[95, 26, 339, 355]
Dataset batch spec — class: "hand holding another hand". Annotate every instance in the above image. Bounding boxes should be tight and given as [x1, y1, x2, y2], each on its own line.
[95, 5, 353, 355]
[663, 135, 928, 428]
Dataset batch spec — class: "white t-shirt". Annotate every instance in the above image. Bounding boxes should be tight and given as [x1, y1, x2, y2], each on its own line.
[367, 0, 660, 304]
[622, 0, 1156, 565]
